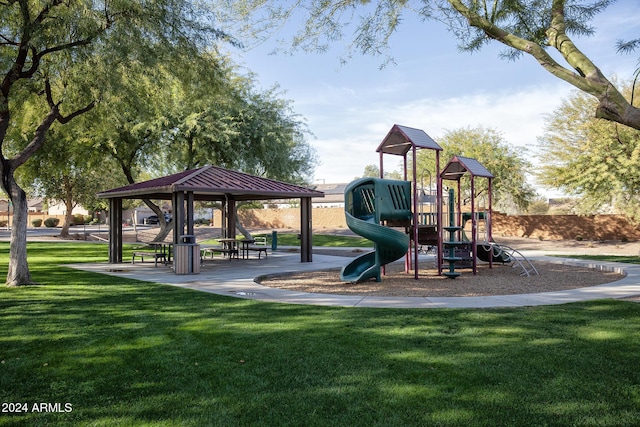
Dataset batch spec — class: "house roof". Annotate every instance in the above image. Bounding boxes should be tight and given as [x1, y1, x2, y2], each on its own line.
[376, 124, 442, 156]
[441, 156, 494, 180]
[97, 165, 324, 201]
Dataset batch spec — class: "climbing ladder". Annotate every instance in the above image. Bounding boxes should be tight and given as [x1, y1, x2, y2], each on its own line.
[480, 242, 539, 277]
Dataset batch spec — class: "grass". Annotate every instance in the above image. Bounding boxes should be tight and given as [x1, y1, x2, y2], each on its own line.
[291, 232, 372, 247]
[1, 243, 640, 426]
[202, 233, 373, 248]
[552, 254, 640, 264]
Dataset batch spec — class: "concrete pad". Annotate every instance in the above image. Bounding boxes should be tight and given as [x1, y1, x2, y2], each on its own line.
[66, 251, 640, 309]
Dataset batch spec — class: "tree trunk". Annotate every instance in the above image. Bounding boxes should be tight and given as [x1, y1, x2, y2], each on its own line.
[235, 215, 253, 240]
[5, 173, 35, 286]
[142, 198, 173, 242]
[153, 219, 174, 243]
[59, 176, 75, 238]
[59, 198, 75, 238]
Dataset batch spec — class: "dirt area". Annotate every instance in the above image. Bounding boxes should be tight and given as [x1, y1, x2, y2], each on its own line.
[258, 262, 622, 297]
[259, 236, 638, 298]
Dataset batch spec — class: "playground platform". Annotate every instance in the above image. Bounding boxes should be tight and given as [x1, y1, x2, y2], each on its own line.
[67, 248, 640, 309]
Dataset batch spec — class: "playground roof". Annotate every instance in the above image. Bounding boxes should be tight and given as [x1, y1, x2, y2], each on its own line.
[376, 124, 442, 156]
[441, 156, 494, 180]
[97, 165, 325, 201]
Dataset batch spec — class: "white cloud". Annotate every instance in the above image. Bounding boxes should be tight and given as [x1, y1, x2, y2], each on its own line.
[309, 82, 573, 183]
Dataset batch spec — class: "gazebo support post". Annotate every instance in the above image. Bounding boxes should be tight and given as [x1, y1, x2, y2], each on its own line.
[186, 191, 195, 236]
[300, 197, 313, 262]
[108, 198, 123, 263]
[172, 191, 185, 244]
[220, 199, 227, 238]
[226, 197, 236, 240]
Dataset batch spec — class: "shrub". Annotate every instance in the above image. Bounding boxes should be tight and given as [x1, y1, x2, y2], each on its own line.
[576, 235, 584, 241]
[83, 215, 93, 224]
[0, 220, 6, 227]
[73, 214, 85, 225]
[44, 217, 60, 227]
[31, 219, 42, 227]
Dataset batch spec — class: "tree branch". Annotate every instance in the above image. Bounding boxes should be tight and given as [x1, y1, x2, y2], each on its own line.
[446, 0, 640, 130]
[12, 79, 96, 168]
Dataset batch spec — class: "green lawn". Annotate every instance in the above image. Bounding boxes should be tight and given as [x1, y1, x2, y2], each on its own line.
[265, 232, 373, 248]
[201, 233, 373, 248]
[552, 254, 640, 264]
[1, 243, 640, 426]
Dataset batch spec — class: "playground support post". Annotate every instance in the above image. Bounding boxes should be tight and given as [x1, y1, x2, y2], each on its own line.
[412, 144, 419, 279]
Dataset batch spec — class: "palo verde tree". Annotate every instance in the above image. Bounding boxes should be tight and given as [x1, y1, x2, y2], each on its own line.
[0, 0, 234, 286]
[537, 84, 640, 220]
[225, 0, 640, 130]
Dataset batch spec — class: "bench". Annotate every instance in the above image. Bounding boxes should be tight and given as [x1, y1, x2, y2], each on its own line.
[132, 251, 167, 267]
[201, 246, 238, 260]
[246, 245, 268, 259]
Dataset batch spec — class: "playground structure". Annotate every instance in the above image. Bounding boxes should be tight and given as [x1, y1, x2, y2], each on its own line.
[341, 124, 537, 283]
[340, 178, 411, 283]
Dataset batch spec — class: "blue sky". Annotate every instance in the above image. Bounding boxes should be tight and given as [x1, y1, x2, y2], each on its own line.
[229, 2, 640, 195]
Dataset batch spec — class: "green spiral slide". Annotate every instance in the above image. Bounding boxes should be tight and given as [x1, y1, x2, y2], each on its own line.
[340, 178, 411, 283]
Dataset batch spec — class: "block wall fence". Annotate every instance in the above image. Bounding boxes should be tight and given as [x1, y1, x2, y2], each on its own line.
[228, 208, 640, 242]
[3, 208, 640, 242]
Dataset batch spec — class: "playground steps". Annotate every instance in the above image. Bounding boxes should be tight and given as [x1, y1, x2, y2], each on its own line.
[483, 242, 539, 277]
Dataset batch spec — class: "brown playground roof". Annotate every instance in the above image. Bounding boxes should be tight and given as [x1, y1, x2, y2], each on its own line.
[376, 124, 442, 156]
[441, 156, 494, 180]
[97, 165, 324, 201]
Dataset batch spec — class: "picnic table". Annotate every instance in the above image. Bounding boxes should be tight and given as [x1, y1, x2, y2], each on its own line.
[132, 242, 171, 267]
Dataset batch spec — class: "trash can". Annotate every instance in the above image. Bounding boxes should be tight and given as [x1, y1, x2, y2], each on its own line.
[271, 230, 277, 251]
[174, 234, 200, 275]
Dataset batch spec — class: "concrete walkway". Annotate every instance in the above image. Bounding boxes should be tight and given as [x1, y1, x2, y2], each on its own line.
[68, 249, 640, 309]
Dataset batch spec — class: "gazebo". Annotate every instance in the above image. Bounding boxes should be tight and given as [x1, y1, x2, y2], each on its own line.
[97, 165, 324, 264]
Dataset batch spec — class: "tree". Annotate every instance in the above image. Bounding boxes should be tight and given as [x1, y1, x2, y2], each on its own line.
[83, 49, 316, 242]
[18, 111, 126, 238]
[415, 126, 536, 212]
[537, 85, 640, 220]
[0, 0, 233, 286]
[227, 0, 640, 130]
[359, 164, 402, 180]
[158, 69, 317, 184]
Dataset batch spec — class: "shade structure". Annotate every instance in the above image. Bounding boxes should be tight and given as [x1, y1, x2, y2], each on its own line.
[97, 165, 324, 264]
